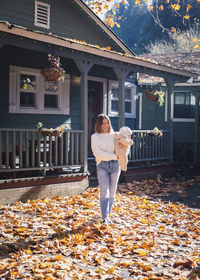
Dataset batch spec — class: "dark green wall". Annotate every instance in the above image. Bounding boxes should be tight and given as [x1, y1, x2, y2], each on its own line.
[0, 45, 79, 129]
[0, 0, 124, 52]
[140, 86, 199, 144]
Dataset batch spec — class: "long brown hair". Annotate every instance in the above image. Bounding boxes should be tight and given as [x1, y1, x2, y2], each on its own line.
[94, 114, 113, 133]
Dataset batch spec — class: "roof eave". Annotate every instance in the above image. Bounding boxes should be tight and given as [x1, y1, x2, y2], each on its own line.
[0, 22, 196, 80]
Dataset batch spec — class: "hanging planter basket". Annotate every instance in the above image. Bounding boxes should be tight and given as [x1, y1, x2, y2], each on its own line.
[145, 89, 159, 102]
[41, 55, 65, 82]
[41, 66, 65, 82]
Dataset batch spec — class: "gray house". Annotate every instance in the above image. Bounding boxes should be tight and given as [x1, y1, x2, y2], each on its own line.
[138, 52, 200, 164]
[0, 0, 195, 203]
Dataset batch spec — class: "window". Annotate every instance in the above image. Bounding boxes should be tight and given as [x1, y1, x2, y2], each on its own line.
[174, 92, 195, 119]
[108, 81, 136, 118]
[9, 66, 70, 115]
[34, 1, 50, 29]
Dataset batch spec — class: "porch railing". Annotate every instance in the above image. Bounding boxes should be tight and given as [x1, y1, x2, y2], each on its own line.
[0, 129, 84, 173]
[129, 130, 170, 162]
[0, 129, 170, 175]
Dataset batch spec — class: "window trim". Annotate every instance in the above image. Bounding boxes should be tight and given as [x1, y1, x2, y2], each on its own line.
[9, 65, 70, 115]
[165, 91, 196, 122]
[173, 91, 195, 122]
[108, 80, 136, 118]
[34, 0, 50, 29]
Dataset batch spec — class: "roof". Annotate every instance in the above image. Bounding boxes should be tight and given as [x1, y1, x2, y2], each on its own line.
[73, 0, 135, 56]
[0, 21, 196, 81]
[138, 52, 200, 85]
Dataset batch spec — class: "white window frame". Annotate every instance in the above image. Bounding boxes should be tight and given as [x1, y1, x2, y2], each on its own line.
[165, 91, 195, 122]
[34, 1, 50, 29]
[9, 65, 70, 115]
[108, 80, 136, 118]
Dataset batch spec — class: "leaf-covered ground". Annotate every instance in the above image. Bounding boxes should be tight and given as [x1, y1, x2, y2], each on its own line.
[0, 174, 200, 280]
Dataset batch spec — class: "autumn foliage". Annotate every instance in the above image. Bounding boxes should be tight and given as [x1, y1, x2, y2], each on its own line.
[0, 175, 200, 279]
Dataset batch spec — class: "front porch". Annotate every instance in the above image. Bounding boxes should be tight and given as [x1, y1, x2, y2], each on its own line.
[0, 128, 170, 178]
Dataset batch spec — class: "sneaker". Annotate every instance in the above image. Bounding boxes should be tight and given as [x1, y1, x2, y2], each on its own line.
[101, 218, 112, 224]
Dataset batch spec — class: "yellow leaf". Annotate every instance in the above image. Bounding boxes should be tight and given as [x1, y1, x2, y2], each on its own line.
[187, 4, 192, 12]
[193, 37, 198, 42]
[115, 3, 120, 8]
[23, 249, 32, 255]
[141, 264, 152, 272]
[122, 1, 126, 4]
[136, 0, 141, 4]
[140, 218, 148, 224]
[106, 267, 116, 274]
[149, 5, 154, 10]
[184, 15, 190, 19]
[171, 27, 176, 33]
[54, 254, 64, 261]
[159, 5, 164, 11]
[194, 44, 200, 49]
[136, 249, 147, 256]
[171, 4, 180, 10]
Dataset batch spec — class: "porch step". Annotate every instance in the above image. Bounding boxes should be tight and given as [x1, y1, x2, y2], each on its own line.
[0, 172, 89, 204]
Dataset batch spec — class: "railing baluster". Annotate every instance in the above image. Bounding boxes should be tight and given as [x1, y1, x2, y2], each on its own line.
[25, 131, 29, 168]
[37, 132, 41, 167]
[19, 132, 23, 168]
[6, 131, 9, 168]
[49, 136, 52, 166]
[70, 132, 74, 164]
[31, 132, 35, 167]
[55, 137, 58, 166]
[60, 135, 63, 165]
[43, 136, 47, 167]
[65, 131, 69, 165]
[76, 133, 79, 164]
[12, 131, 16, 169]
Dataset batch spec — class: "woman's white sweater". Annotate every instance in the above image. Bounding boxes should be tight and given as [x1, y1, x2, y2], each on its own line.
[91, 132, 117, 165]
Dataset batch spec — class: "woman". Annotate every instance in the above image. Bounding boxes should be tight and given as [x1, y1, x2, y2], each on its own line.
[91, 114, 121, 224]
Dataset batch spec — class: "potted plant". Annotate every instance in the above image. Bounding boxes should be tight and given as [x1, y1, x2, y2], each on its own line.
[41, 54, 65, 82]
[37, 122, 66, 137]
[147, 127, 163, 137]
[145, 89, 165, 107]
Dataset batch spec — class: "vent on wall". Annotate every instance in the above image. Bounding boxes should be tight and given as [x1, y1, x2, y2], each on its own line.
[34, 1, 50, 29]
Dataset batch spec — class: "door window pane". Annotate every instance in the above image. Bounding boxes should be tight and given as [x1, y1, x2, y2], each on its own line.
[20, 92, 35, 107]
[111, 88, 119, 98]
[125, 101, 131, 113]
[125, 88, 132, 100]
[111, 100, 118, 112]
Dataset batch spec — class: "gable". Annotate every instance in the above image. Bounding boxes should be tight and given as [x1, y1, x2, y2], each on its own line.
[0, 0, 132, 54]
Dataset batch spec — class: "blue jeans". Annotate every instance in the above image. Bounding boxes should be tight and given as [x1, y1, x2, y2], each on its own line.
[97, 160, 121, 220]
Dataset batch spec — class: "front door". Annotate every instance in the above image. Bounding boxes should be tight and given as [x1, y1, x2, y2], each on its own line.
[88, 80, 103, 157]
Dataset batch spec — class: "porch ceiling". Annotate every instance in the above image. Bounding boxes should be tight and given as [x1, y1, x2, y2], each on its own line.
[0, 22, 197, 82]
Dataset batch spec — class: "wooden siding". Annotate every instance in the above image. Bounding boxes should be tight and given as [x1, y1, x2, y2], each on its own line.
[0, 45, 76, 130]
[0, 0, 123, 52]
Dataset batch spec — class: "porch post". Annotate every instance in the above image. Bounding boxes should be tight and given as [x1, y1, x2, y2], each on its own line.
[74, 59, 93, 173]
[194, 94, 199, 164]
[113, 67, 129, 129]
[164, 78, 175, 163]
